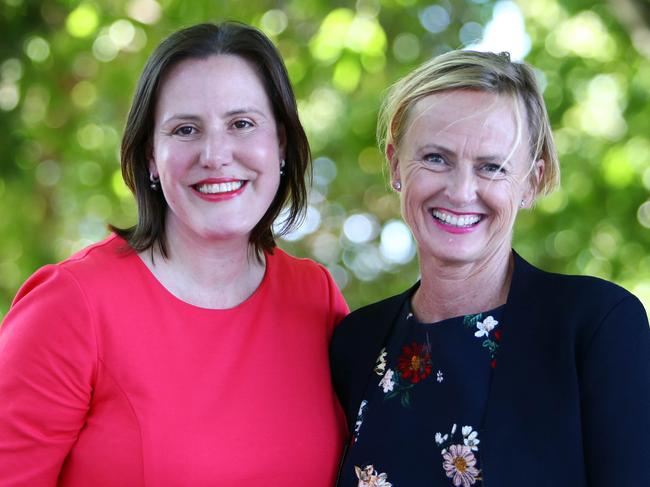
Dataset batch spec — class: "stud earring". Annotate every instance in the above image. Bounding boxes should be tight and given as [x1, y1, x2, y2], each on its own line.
[150, 173, 160, 190]
[280, 159, 286, 176]
[520, 199, 525, 208]
[392, 180, 401, 191]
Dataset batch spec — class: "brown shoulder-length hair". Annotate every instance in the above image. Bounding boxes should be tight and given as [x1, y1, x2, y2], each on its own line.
[111, 22, 310, 258]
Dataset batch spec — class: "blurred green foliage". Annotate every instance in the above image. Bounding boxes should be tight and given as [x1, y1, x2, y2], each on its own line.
[1, 0, 648, 318]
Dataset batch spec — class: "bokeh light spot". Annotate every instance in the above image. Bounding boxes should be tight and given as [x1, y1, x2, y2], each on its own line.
[0, 83, 19, 111]
[419, 5, 450, 34]
[109, 20, 136, 49]
[333, 57, 361, 92]
[66, 4, 100, 38]
[313, 157, 338, 186]
[261, 9, 288, 36]
[358, 146, 383, 174]
[24, 37, 50, 63]
[343, 213, 379, 244]
[637, 201, 650, 229]
[71, 80, 97, 108]
[36, 160, 61, 186]
[93, 35, 119, 62]
[380, 220, 415, 264]
[77, 124, 104, 150]
[1, 58, 23, 82]
[392, 32, 420, 63]
[127, 0, 162, 25]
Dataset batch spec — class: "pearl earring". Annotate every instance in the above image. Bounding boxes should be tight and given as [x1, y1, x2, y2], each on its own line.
[280, 159, 285, 176]
[149, 173, 160, 190]
[520, 199, 525, 208]
[392, 181, 401, 191]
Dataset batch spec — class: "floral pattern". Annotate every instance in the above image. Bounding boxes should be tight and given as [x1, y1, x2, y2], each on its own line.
[435, 424, 482, 487]
[374, 347, 387, 376]
[463, 313, 502, 368]
[355, 465, 392, 487]
[377, 341, 438, 407]
[442, 444, 480, 487]
[378, 369, 395, 393]
[353, 400, 368, 443]
[396, 341, 433, 383]
[346, 305, 503, 485]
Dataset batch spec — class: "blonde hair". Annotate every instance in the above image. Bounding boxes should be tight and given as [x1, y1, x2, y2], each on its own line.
[378, 50, 560, 196]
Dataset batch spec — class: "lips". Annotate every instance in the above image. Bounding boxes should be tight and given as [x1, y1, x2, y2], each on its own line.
[431, 208, 483, 228]
[193, 180, 244, 194]
[430, 208, 483, 235]
[191, 178, 247, 201]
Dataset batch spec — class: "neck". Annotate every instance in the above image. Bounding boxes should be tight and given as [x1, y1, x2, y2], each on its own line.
[139, 219, 266, 309]
[412, 246, 513, 323]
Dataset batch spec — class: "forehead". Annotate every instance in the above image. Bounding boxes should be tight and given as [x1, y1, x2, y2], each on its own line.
[155, 54, 271, 113]
[404, 90, 524, 151]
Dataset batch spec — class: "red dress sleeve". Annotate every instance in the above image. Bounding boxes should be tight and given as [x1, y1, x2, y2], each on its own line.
[319, 264, 349, 334]
[0, 265, 98, 486]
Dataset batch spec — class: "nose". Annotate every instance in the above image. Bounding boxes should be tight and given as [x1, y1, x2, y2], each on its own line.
[200, 129, 231, 169]
[445, 165, 477, 207]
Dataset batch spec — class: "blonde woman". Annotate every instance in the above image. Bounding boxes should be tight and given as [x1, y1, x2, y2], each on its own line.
[331, 51, 650, 487]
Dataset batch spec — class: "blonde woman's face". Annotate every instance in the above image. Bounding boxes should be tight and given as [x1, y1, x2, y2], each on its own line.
[388, 89, 543, 267]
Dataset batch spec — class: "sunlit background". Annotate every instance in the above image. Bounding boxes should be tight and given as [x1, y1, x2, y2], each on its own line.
[1, 0, 649, 317]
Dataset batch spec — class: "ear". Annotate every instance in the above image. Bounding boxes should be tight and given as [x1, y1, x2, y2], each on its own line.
[386, 143, 400, 187]
[524, 159, 544, 206]
[147, 142, 158, 178]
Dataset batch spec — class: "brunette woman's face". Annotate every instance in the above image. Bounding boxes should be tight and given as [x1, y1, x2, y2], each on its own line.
[149, 54, 285, 246]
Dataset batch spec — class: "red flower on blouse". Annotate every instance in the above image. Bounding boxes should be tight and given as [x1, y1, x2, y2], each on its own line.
[397, 342, 433, 383]
[494, 329, 502, 341]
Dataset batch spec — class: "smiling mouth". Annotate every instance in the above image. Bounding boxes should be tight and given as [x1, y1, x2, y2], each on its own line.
[431, 209, 483, 228]
[193, 180, 245, 194]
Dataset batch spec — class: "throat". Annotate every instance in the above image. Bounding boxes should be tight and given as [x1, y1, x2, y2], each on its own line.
[413, 254, 513, 322]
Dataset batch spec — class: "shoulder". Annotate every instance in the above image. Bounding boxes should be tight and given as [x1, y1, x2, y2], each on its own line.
[513, 252, 637, 308]
[339, 288, 412, 328]
[510, 252, 647, 336]
[332, 286, 413, 351]
[11, 234, 132, 309]
[267, 247, 335, 286]
[266, 248, 349, 329]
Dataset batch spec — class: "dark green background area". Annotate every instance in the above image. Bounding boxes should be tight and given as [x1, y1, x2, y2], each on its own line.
[1, 0, 649, 318]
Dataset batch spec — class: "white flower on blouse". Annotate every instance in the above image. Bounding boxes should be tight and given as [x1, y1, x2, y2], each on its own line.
[374, 347, 388, 376]
[354, 400, 368, 439]
[461, 426, 480, 451]
[437, 370, 444, 383]
[435, 432, 449, 445]
[442, 444, 480, 487]
[355, 465, 392, 487]
[378, 368, 395, 393]
[474, 315, 499, 338]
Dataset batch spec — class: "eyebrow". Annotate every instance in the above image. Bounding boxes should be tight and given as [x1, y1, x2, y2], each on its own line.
[161, 108, 267, 126]
[419, 143, 509, 164]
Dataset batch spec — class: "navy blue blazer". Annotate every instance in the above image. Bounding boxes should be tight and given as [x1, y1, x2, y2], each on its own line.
[330, 252, 650, 487]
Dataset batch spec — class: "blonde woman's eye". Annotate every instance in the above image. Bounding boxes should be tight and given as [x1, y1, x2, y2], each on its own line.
[424, 153, 445, 165]
[482, 163, 506, 174]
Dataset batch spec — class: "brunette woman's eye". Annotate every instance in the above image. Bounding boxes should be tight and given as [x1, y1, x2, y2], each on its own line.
[174, 125, 197, 136]
[233, 119, 253, 129]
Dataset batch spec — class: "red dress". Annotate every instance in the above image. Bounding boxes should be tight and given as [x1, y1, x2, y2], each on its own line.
[0, 235, 348, 486]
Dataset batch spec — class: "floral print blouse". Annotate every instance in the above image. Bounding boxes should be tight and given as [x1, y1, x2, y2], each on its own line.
[338, 297, 505, 487]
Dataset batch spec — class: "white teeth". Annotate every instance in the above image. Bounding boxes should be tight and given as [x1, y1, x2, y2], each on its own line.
[195, 181, 244, 194]
[431, 209, 481, 227]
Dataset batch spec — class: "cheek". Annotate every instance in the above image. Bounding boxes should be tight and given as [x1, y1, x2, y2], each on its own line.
[480, 182, 521, 224]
